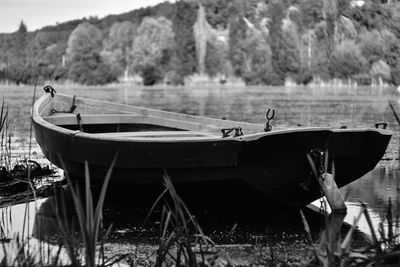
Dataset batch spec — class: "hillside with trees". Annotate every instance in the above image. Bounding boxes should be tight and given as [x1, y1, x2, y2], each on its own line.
[1, 0, 400, 86]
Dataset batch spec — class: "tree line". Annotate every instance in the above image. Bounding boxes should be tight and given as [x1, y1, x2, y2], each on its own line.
[1, 0, 400, 86]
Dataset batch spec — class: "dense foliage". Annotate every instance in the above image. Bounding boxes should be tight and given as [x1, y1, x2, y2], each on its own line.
[1, 0, 400, 86]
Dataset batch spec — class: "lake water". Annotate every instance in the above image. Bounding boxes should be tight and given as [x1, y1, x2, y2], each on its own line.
[0, 84, 399, 263]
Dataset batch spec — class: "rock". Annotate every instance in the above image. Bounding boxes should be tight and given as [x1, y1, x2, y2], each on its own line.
[0, 167, 11, 182]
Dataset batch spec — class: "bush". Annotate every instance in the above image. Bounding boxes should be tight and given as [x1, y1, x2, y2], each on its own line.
[352, 73, 372, 85]
[141, 65, 162, 86]
[370, 60, 391, 82]
[243, 70, 285, 86]
[390, 68, 400, 86]
[267, 71, 285, 86]
[164, 71, 184, 85]
[68, 54, 119, 85]
[52, 66, 68, 81]
[4, 63, 39, 85]
[242, 70, 262, 85]
[294, 70, 314, 85]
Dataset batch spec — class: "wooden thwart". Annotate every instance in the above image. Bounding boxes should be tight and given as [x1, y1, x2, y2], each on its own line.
[43, 114, 151, 125]
[90, 131, 219, 138]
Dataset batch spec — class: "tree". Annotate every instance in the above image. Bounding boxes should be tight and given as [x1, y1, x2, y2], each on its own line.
[26, 32, 49, 61]
[103, 21, 137, 77]
[359, 30, 386, 65]
[347, 2, 392, 31]
[24, 32, 58, 82]
[66, 22, 103, 63]
[12, 20, 28, 63]
[336, 15, 357, 43]
[205, 39, 227, 77]
[322, 0, 337, 76]
[241, 30, 273, 85]
[336, 0, 350, 19]
[130, 17, 174, 84]
[227, 0, 248, 77]
[227, 0, 264, 78]
[202, 0, 230, 28]
[66, 22, 118, 84]
[68, 53, 119, 85]
[299, 0, 324, 29]
[267, 0, 287, 84]
[371, 60, 391, 82]
[172, 1, 198, 79]
[17, 21, 27, 34]
[0, 20, 30, 84]
[380, 29, 400, 69]
[282, 19, 301, 76]
[331, 40, 367, 79]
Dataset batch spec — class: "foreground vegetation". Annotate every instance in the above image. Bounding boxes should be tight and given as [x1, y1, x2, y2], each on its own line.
[1, 0, 400, 86]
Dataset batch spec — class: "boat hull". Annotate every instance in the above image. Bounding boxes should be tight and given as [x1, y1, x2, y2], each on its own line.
[239, 129, 391, 205]
[33, 115, 391, 205]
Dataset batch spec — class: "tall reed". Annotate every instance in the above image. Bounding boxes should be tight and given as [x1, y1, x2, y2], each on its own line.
[61, 156, 117, 267]
[146, 171, 218, 267]
[0, 100, 11, 171]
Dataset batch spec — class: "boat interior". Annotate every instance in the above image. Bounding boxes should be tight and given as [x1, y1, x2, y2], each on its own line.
[43, 114, 220, 138]
[38, 94, 267, 139]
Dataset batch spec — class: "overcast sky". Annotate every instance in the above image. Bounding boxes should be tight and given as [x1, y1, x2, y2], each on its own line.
[0, 0, 170, 33]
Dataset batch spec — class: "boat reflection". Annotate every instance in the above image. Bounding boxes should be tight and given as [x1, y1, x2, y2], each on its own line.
[31, 183, 326, 246]
[32, 188, 77, 243]
[17, 162, 400, 257]
[0, 197, 71, 265]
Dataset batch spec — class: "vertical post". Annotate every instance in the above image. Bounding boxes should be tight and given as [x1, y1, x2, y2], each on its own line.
[320, 173, 347, 213]
[388, 101, 400, 164]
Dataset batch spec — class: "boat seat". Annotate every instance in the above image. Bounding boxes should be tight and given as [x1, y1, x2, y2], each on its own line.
[90, 131, 220, 138]
[42, 114, 146, 125]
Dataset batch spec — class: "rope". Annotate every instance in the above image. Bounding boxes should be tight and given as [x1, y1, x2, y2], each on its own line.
[50, 95, 77, 114]
[76, 113, 84, 132]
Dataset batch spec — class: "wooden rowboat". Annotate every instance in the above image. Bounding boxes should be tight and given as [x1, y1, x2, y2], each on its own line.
[32, 89, 392, 205]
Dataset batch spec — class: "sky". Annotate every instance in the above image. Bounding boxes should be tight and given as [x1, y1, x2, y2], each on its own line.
[0, 0, 170, 33]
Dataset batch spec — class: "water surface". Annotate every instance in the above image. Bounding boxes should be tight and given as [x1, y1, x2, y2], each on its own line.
[1, 84, 399, 263]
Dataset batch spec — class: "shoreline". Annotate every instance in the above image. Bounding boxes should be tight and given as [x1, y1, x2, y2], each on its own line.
[0, 78, 396, 90]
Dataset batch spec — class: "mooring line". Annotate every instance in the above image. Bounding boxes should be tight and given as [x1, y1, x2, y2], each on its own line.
[388, 101, 400, 126]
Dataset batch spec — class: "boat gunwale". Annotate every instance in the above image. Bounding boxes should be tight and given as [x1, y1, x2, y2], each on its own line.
[32, 93, 393, 143]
